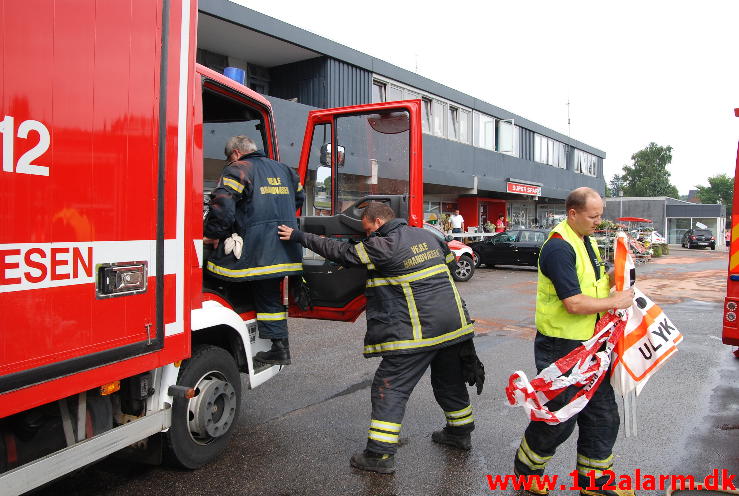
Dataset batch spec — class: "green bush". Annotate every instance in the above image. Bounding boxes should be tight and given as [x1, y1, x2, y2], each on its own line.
[661, 243, 669, 255]
[652, 244, 662, 257]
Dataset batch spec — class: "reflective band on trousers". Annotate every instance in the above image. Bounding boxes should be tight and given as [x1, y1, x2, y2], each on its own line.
[368, 419, 401, 444]
[445, 404, 473, 426]
[370, 419, 401, 432]
[577, 453, 613, 470]
[516, 437, 552, 471]
[257, 312, 287, 321]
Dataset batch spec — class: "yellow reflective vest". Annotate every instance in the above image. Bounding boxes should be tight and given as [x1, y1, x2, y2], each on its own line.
[535, 220, 611, 340]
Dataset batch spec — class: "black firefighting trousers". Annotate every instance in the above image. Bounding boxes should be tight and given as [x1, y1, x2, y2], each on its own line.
[366, 341, 474, 455]
[203, 274, 288, 340]
[513, 332, 620, 487]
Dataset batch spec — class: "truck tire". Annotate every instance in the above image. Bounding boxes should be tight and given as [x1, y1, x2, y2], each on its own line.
[453, 254, 474, 282]
[167, 345, 241, 469]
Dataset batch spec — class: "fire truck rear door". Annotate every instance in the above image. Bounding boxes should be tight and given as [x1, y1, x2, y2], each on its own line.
[0, 0, 172, 395]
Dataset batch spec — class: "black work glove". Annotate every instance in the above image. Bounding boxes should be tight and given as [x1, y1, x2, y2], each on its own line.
[459, 339, 485, 395]
[291, 277, 313, 311]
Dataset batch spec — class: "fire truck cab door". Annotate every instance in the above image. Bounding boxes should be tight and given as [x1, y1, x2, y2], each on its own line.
[289, 101, 423, 322]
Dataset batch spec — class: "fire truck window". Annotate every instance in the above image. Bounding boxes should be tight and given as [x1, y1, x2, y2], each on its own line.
[335, 110, 410, 213]
[202, 87, 268, 192]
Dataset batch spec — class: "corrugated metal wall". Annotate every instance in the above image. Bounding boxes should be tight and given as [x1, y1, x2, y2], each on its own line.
[326, 58, 371, 108]
[269, 57, 371, 109]
[270, 57, 327, 108]
[519, 127, 534, 161]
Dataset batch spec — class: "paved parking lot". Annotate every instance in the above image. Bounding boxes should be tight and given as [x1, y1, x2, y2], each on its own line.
[35, 247, 738, 496]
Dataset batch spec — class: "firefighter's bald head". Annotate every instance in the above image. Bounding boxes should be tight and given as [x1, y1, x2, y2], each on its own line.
[361, 202, 395, 236]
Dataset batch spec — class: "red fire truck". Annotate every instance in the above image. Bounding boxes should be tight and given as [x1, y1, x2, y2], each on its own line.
[722, 108, 739, 356]
[0, 1, 425, 493]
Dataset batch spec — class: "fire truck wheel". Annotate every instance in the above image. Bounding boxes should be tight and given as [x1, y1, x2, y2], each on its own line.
[167, 345, 241, 469]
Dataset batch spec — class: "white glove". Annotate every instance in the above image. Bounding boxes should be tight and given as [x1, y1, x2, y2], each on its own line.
[223, 233, 243, 260]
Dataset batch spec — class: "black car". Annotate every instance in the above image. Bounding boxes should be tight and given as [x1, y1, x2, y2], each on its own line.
[469, 229, 548, 268]
[681, 229, 716, 250]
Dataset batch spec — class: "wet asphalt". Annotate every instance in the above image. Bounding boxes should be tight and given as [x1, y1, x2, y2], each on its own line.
[33, 246, 738, 496]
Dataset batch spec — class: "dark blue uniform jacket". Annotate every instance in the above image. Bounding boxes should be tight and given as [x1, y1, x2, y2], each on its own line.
[292, 218, 474, 357]
[205, 151, 305, 281]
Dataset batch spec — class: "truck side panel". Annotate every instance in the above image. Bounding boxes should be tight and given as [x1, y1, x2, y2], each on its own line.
[0, 0, 196, 417]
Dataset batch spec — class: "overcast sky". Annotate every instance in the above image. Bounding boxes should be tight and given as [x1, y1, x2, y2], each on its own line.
[231, 0, 738, 195]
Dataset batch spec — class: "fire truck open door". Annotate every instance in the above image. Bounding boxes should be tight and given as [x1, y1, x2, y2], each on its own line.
[289, 100, 423, 321]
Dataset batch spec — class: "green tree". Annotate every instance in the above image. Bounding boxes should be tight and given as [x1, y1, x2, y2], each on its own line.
[607, 174, 625, 197]
[323, 175, 332, 197]
[621, 143, 679, 198]
[696, 173, 734, 216]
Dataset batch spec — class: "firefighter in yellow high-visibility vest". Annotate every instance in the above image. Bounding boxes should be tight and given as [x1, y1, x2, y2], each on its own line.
[513, 187, 634, 496]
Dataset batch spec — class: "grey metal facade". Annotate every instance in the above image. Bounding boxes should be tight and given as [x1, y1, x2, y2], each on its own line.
[199, 0, 606, 158]
[604, 197, 726, 240]
[199, 0, 608, 205]
[270, 57, 371, 109]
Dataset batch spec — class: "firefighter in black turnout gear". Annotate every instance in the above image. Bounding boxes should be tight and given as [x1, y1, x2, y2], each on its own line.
[204, 136, 305, 365]
[277, 202, 484, 474]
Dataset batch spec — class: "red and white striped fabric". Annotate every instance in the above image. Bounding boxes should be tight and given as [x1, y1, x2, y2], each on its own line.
[505, 231, 682, 425]
[505, 312, 626, 423]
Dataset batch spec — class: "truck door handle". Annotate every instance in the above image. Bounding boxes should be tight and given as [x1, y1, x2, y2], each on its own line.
[96, 261, 148, 298]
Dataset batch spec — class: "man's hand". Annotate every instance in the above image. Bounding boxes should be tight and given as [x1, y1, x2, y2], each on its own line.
[610, 288, 634, 309]
[203, 237, 219, 249]
[278, 224, 294, 241]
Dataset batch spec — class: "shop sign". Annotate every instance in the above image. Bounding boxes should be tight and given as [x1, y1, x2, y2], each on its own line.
[507, 182, 541, 196]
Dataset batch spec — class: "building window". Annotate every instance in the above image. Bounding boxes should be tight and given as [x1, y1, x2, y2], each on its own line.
[574, 149, 597, 176]
[534, 133, 566, 168]
[405, 89, 420, 101]
[432, 100, 445, 137]
[497, 119, 516, 155]
[372, 80, 386, 103]
[372, 74, 471, 142]
[422, 97, 432, 134]
[459, 109, 471, 144]
[387, 84, 403, 102]
[448, 106, 459, 141]
[473, 111, 495, 150]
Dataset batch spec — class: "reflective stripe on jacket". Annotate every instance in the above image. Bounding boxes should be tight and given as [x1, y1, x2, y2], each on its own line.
[204, 151, 305, 281]
[535, 220, 611, 340]
[295, 218, 474, 357]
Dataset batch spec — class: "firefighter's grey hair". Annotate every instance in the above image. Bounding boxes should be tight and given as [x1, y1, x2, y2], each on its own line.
[225, 135, 258, 157]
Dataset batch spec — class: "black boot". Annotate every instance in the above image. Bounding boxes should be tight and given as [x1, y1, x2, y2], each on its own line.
[431, 427, 471, 451]
[254, 338, 291, 365]
[350, 450, 395, 474]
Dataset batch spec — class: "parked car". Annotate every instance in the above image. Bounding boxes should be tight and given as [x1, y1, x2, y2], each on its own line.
[681, 229, 716, 250]
[469, 229, 548, 268]
[423, 223, 475, 282]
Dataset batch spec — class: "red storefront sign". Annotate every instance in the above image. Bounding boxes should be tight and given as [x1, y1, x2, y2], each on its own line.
[507, 182, 541, 196]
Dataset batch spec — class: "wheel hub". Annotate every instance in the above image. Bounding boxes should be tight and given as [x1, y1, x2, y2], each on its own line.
[188, 377, 236, 440]
[456, 260, 471, 277]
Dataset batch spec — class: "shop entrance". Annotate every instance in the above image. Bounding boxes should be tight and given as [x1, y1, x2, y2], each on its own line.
[458, 197, 507, 232]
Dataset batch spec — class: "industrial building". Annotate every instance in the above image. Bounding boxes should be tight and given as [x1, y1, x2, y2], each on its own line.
[197, 0, 607, 230]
